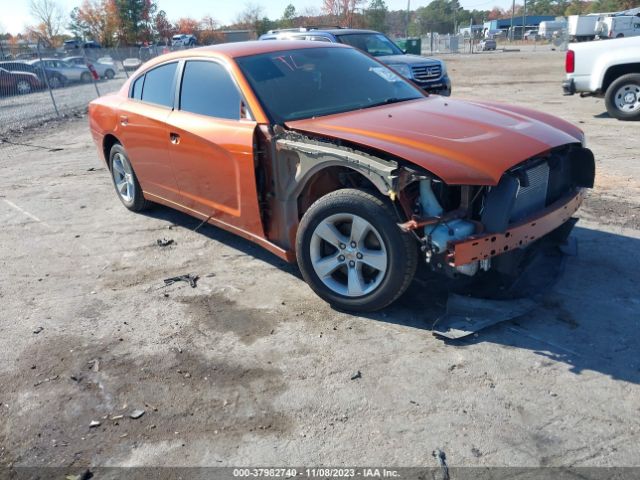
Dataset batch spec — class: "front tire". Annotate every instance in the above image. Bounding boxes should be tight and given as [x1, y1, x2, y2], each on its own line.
[296, 189, 417, 312]
[81, 71, 91, 82]
[16, 80, 31, 94]
[109, 144, 151, 211]
[105, 69, 115, 79]
[605, 73, 640, 121]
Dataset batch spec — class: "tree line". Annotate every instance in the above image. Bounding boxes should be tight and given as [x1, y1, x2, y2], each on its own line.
[2, 0, 638, 48]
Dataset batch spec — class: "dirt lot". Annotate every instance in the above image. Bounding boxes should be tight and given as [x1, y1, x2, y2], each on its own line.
[1, 48, 639, 474]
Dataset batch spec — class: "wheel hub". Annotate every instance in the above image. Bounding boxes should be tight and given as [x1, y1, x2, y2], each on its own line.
[309, 213, 388, 298]
[614, 83, 640, 112]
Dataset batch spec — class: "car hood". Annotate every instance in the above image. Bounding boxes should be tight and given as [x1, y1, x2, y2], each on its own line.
[378, 54, 441, 65]
[285, 96, 583, 185]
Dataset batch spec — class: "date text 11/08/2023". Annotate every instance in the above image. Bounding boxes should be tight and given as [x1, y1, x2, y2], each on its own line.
[232, 468, 401, 477]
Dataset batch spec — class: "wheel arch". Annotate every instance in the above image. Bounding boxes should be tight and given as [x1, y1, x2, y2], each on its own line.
[602, 63, 640, 93]
[102, 133, 120, 167]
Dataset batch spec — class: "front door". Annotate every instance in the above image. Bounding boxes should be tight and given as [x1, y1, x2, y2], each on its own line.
[166, 59, 263, 236]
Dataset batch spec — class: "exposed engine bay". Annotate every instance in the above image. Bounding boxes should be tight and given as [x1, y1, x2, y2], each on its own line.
[256, 128, 595, 285]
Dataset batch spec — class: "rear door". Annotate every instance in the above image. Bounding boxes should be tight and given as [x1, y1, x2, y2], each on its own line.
[116, 61, 182, 204]
[165, 59, 263, 236]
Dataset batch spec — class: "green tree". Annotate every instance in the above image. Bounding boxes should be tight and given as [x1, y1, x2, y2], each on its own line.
[366, 0, 388, 32]
[113, 0, 157, 44]
[281, 4, 296, 27]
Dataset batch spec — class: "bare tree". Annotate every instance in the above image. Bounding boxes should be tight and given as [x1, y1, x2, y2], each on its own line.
[28, 0, 65, 47]
[235, 2, 264, 28]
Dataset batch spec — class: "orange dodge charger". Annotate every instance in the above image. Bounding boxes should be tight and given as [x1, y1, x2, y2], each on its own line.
[89, 41, 595, 311]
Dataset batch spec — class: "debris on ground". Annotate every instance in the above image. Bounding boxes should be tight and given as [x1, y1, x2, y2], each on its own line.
[432, 448, 450, 480]
[89, 420, 101, 428]
[87, 359, 100, 372]
[156, 238, 175, 247]
[32, 326, 44, 334]
[129, 409, 145, 419]
[164, 274, 198, 288]
[111, 415, 124, 421]
[350, 371, 362, 380]
[34, 375, 58, 387]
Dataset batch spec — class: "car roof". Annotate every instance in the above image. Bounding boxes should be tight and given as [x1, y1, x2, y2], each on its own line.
[143, 40, 348, 67]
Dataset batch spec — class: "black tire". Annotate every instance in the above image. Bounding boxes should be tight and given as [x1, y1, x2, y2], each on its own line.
[105, 69, 115, 79]
[605, 73, 640, 121]
[81, 71, 91, 82]
[108, 143, 151, 211]
[296, 189, 418, 312]
[49, 75, 63, 88]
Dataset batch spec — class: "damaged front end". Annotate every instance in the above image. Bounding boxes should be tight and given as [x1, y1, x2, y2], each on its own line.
[398, 143, 595, 280]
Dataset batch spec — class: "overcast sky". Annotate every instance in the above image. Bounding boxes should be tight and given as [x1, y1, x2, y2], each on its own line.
[4, 0, 508, 35]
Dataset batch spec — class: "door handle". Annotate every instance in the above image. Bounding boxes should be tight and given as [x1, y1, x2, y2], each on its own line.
[119, 115, 128, 126]
[169, 132, 181, 145]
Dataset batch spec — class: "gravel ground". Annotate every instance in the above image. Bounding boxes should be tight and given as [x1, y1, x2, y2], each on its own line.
[0, 48, 639, 473]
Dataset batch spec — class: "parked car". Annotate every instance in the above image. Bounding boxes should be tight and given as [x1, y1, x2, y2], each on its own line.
[563, 36, 640, 120]
[64, 39, 101, 51]
[477, 39, 497, 51]
[26, 58, 93, 83]
[523, 29, 539, 40]
[260, 28, 451, 96]
[171, 34, 197, 47]
[0, 61, 66, 88]
[0, 67, 43, 95]
[122, 57, 143, 71]
[89, 41, 594, 311]
[63, 56, 116, 79]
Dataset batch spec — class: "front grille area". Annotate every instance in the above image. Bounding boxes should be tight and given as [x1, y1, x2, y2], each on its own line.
[411, 64, 442, 82]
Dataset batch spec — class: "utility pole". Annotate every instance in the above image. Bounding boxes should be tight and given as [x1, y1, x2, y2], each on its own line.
[522, 0, 527, 41]
[406, 0, 411, 38]
[509, 0, 515, 41]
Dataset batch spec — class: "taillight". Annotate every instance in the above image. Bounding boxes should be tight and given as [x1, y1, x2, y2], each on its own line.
[565, 50, 575, 73]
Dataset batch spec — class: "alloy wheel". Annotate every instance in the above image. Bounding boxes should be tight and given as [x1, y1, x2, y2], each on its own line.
[309, 213, 388, 297]
[111, 153, 135, 203]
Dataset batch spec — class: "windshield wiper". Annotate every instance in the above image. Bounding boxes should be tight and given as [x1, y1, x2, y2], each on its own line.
[364, 97, 411, 109]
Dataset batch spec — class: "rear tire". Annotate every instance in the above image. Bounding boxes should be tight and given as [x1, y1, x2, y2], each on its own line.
[108, 144, 151, 211]
[605, 73, 640, 121]
[296, 189, 417, 312]
[105, 69, 115, 79]
[81, 71, 91, 82]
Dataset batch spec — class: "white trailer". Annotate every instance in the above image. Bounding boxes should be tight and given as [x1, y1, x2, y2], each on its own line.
[567, 15, 599, 41]
[596, 15, 640, 39]
[539, 20, 566, 38]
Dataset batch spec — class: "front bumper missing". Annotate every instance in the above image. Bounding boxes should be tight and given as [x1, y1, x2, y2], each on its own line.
[448, 190, 584, 267]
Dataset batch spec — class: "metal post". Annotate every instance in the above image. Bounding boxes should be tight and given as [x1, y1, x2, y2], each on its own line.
[36, 41, 60, 118]
[82, 47, 101, 97]
[509, 0, 515, 41]
[522, 0, 526, 42]
[406, 0, 410, 38]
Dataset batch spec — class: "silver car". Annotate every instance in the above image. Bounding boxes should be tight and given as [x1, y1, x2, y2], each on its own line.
[26, 58, 92, 83]
[63, 56, 117, 79]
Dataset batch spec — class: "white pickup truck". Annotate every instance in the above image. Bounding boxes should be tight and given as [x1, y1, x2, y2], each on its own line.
[562, 36, 640, 120]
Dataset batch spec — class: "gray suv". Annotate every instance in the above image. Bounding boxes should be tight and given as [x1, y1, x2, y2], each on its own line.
[259, 28, 451, 96]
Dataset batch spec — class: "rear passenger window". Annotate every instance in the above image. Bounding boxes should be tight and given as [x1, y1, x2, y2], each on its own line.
[131, 75, 143, 100]
[141, 62, 177, 107]
[180, 61, 241, 120]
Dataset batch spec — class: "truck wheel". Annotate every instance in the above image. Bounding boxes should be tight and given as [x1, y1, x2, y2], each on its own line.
[296, 189, 417, 312]
[605, 73, 640, 121]
[109, 144, 151, 211]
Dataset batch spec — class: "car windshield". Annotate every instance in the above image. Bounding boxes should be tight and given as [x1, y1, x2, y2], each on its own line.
[334, 33, 404, 57]
[236, 47, 423, 124]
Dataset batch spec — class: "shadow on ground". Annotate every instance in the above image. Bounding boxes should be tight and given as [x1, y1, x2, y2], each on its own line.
[144, 204, 640, 385]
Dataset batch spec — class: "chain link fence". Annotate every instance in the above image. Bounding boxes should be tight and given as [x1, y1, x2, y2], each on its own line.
[0, 42, 198, 158]
[418, 32, 570, 55]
